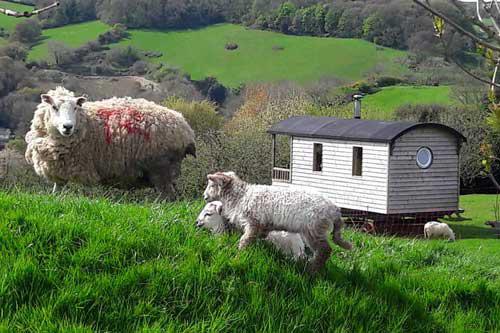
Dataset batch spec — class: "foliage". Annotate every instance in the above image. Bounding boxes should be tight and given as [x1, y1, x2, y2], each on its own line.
[0, 41, 28, 61]
[164, 97, 223, 137]
[105, 45, 140, 68]
[0, 190, 498, 331]
[9, 19, 41, 44]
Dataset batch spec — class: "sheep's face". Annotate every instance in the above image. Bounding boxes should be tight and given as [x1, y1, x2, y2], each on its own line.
[203, 172, 234, 201]
[41, 94, 87, 138]
[196, 201, 224, 233]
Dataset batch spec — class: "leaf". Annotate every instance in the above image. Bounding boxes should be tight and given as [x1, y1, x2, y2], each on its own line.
[433, 16, 445, 37]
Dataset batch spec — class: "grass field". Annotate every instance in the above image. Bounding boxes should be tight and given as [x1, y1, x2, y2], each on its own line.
[0, 191, 498, 332]
[0, 0, 33, 31]
[28, 20, 110, 62]
[363, 85, 455, 118]
[115, 24, 407, 87]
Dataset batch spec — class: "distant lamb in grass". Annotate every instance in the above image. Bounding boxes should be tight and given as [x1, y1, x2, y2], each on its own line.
[25, 87, 195, 198]
[203, 172, 352, 272]
[196, 201, 306, 260]
[423, 221, 455, 241]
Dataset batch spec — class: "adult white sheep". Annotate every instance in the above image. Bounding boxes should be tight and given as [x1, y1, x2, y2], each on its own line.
[423, 221, 456, 241]
[25, 87, 195, 198]
[196, 201, 306, 260]
[203, 172, 352, 272]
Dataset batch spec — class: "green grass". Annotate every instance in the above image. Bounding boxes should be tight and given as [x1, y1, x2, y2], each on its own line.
[363, 85, 455, 118]
[28, 20, 110, 62]
[0, 191, 498, 332]
[0, 0, 33, 31]
[113, 24, 407, 87]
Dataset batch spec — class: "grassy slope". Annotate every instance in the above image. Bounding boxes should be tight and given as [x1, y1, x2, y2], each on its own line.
[0, 0, 33, 31]
[0, 0, 33, 45]
[0, 191, 498, 332]
[28, 20, 109, 62]
[363, 85, 455, 119]
[114, 24, 407, 87]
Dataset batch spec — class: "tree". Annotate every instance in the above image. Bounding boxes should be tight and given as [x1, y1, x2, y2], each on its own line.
[324, 6, 342, 36]
[9, 19, 41, 43]
[274, 2, 296, 34]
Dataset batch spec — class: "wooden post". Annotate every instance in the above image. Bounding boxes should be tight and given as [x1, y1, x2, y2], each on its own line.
[271, 134, 276, 169]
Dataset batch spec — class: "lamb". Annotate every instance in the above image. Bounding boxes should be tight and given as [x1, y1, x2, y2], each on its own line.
[423, 221, 456, 241]
[203, 172, 352, 272]
[196, 201, 306, 260]
[25, 87, 195, 198]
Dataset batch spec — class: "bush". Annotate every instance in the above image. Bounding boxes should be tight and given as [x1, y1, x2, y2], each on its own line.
[9, 19, 41, 44]
[0, 42, 28, 61]
[164, 98, 223, 137]
[225, 42, 238, 50]
[193, 77, 228, 105]
[375, 76, 403, 88]
[106, 46, 141, 68]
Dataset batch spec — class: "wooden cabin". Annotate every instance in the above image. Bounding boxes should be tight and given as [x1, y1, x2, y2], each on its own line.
[268, 116, 466, 231]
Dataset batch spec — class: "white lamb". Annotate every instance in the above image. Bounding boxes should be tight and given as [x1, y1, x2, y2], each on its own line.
[196, 201, 306, 260]
[423, 221, 456, 241]
[25, 87, 195, 198]
[203, 172, 352, 272]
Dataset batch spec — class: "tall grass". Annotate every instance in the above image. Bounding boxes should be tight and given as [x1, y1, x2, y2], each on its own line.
[0, 191, 498, 332]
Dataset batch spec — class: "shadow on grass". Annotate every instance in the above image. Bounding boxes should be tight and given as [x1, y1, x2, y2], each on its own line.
[317, 265, 444, 332]
[452, 224, 498, 239]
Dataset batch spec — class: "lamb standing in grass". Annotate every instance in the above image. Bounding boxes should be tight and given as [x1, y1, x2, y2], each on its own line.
[423, 221, 456, 241]
[203, 172, 352, 272]
[196, 201, 306, 260]
[25, 87, 195, 198]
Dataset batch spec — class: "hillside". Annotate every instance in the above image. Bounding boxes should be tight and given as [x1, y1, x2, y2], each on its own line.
[0, 191, 498, 331]
[362, 85, 455, 118]
[28, 20, 110, 61]
[25, 22, 408, 88]
[0, 0, 33, 31]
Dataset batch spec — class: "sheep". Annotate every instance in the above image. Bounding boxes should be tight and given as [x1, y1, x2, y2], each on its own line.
[25, 87, 195, 198]
[203, 172, 352, 272]
[196, 201, 306, 260]
[423, 221, 455, 241]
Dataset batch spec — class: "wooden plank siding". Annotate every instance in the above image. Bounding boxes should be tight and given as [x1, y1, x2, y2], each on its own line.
[289, 137, 390, 214]
[387, 128, 460, 214]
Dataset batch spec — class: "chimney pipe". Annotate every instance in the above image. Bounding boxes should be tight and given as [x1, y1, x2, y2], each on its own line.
[353, 94, 363, 119]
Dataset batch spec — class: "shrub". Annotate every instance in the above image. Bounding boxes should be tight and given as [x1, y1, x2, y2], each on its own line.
[106, 46, 140, 68]
[225, 42, 238, 50]
[375, 76, 403, 88]
[0, 42, 28, 61]
[164, 98, 223, 137]
[9, 19, 41, 44]
[192, 77, 227, 105]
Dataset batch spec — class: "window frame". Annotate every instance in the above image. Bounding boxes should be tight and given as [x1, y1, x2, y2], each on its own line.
[313, 143, 323, 172]
[352, 146, 363, 176]
[416, 146, 433, 169]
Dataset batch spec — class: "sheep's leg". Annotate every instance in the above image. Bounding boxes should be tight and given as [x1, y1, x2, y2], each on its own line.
[238, 222, 259, 250]
[303, 227, 332, 273]
[332, 216, 352, 250]
[52, 183, 58, 193]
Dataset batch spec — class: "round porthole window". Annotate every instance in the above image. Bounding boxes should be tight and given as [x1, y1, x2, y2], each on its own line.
[416, 147, 433, 169]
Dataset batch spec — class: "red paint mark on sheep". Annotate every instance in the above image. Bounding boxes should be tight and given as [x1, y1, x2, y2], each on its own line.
[96, 107, 151, 144]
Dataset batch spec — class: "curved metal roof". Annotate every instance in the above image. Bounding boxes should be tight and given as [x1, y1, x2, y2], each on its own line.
[268, 116, 466, 144]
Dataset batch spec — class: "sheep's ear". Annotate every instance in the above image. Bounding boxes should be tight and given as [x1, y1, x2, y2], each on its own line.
[76, 96, 87, 107]
[207, 173, 232, 186]
[215, 202, 223, 215]
[41, 94, 54, 105]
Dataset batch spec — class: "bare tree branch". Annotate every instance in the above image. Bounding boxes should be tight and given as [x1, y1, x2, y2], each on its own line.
[0, 1, 59, 18]
[413, 0, 500, 52]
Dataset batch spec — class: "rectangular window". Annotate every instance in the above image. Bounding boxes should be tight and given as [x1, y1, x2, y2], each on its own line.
[352, 146, 363, 176]
[313, 143, 323, 172]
